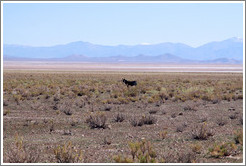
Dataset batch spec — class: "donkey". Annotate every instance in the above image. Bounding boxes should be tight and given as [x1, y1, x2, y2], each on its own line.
[122, 78, 137, 87]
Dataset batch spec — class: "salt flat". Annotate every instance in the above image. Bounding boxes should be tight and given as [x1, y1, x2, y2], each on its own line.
[3, 61, 243, 72]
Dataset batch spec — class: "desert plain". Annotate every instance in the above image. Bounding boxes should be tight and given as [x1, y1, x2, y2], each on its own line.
[2, 62, 244, 163]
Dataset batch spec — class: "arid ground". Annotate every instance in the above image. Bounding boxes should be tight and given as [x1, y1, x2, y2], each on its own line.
[2, 63, 244, 163]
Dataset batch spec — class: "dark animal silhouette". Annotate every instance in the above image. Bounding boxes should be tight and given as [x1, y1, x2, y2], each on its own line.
[122, 78, 137, 87]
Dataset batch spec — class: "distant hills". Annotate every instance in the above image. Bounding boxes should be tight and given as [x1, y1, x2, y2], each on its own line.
[3, 37, 243, 64]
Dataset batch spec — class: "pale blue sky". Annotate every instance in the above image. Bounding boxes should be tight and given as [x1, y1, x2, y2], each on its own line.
[3, 2, 244, 47]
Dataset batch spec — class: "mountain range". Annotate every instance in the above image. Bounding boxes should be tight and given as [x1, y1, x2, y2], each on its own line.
[3, 37, 243, 64]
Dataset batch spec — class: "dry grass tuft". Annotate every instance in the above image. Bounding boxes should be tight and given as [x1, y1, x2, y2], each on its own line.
[7, 133, 40, 163]
[53, 141, 83, 163]
[114, 139, 157, 163]
[209, 142, 237, 158]
[191, 122, 213, 140]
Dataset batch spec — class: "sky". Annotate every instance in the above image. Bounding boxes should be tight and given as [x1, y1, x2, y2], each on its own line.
[2, 2, 244, 47]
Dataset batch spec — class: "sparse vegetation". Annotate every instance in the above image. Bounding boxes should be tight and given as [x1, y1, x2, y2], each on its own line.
[159, 130, 168, 140]
[229, 113, 237, 120]
[191, 122, 213, 140]
[6, 134, 40, 163]
[53, 141, 83, 163]
[190, 143, 202, 154]
[3, 71, 243, 163]
[216, 117, 227, 126]
[142, 114, 157, 125]
[163, 148, 196, 163]
[113, 113, 125, 122]
[176, 123, 187, 133]
[114, 139, 157, 163]
[60, 104, 73, 116]
[234, 129, 243, 145]
[85, 112, 108, 129]
[3, 109, 10, 116]
[149, 109, 158, 114]
[130, 116, 144, 127]
[209, 142, 237, 158]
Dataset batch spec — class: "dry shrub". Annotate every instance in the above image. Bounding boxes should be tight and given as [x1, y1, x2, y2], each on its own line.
[49, 120, 55, 133]
[237, 94, 243, 99]
[7, 134, 40, 163]
[70, 118, 79, 127]
[60, 104, 73, 116]
[130, 114, 157, 127]
[13, 94, 22, 105]
[53, 141, 83, 163]
[191, 122, 213, 140]
[190, 143, 202, 154]
[56, 110, 61, 115]
[159, 91, 169, 101]
[103, 137, 111, 145]
[176, 150, 196, 163]
[161, 110, 167, 115]
[163, 150, 177, 163]
[85, 112, 108, 129]
[113, 155, 133, 163]
[159, 130, 168, 140]
[63, 129, 72, 136]
[183, 104, 197, 111]
[198, 114, 208, 123]
[3, 100, 8, 106]
[23, 119, 32, 127]
[164, 149, 196, 163]
[234, 129, 243, 145]
[100, 104, 112, 111]
[176, 123, 187, 133]
[229, 113, 237, 120]
[53, 93, 60, 101]
[142, 114, 157, 125]
[216, 117, 227, 126]
[209, 142, 237, 158]
[239, 117, 243, 125]
[43, 118, 48, 124]
[130, 117, 144, 127]
[212, 98, 220, 104]
[149, 109, 158, 114]
[114, 139, 157, 163]
[147, 97, 155, 103]
[117, 97, 129, 104]
[113, 113, 125, 122]
[222, 94, 232, 101]
[228, 107, 236, 111]
[129, 140, 157, 162]
[3, 110, 10, 116]
[171, 113, 177, 118]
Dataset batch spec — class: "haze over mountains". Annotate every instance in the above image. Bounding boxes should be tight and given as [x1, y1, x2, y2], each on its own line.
[3, 37, 243, 64]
